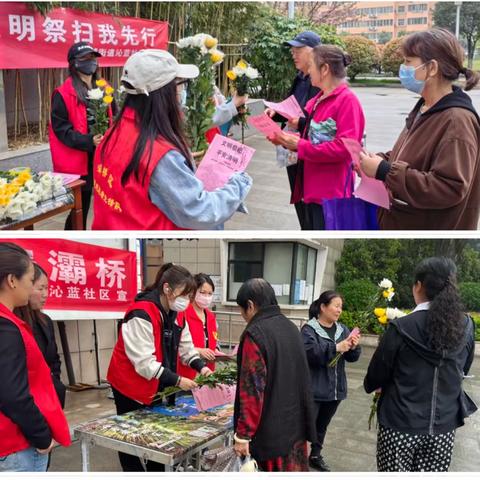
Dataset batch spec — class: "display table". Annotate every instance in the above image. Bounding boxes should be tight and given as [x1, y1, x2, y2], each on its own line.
[74, 396, 233, 472]
[0, 179, 85, 230]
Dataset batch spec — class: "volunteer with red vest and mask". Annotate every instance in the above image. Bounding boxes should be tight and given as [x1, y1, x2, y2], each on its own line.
[92, 49, 252, 231]
[107, 263, 213, 471]
[0, 243, 71, 472]
[49, 42, 113, 230]
[177, 273, 218, 379]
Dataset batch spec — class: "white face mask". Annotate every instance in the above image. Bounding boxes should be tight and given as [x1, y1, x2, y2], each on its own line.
[170, 295, 190, 312]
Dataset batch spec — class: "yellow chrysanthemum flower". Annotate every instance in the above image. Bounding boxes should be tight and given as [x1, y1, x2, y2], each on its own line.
[210, 51, 223, 64]
[204, 37, 218, 49]
[378, 315, 388, 325]
[374, 308, 386, 317]
[237, 60, 248, 69]
[96, 79, 107, 88]
[105, 86, 114, 95]
[103, 95, 114, 104]
[382, 290, 390, 298]
[226, 70, 237, 81]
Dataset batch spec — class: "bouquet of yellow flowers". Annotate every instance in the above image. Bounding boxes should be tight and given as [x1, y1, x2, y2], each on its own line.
[226, 60, 259, 139]
[177, 33, 225, 153]
[368, 278, 406, 430]
[86, 78, 114, 136]
[0, 168, 64, 223]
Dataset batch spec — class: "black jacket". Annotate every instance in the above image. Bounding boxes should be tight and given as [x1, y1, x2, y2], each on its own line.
[234, 306, 316, 461]
[364, 310, 476, 435]
[32, 314, 66, 408]
[302, 320, 361, 402]
[0, 316, 52, 449]
[272, 71, 320, 132]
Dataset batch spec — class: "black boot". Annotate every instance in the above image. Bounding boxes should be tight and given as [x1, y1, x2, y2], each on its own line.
[309, 455, 331, 472]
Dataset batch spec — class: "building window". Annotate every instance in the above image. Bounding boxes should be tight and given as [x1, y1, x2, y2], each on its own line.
[398, 18, 405, 26]
[408, 4, 428, 13]
[227, 242, 317, 305]
[398, 6, 405, 13]
[408, 17, 428, 25]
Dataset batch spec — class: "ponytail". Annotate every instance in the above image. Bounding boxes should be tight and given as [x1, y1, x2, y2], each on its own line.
[414, 257, 465, 352]
[145, 262, 195, 296]
[463, 68, 480, 91]
[309, 290, 343, 320]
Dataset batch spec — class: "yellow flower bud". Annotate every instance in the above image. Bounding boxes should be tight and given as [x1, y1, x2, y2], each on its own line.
[210, 52, 223, 64]
[378, 315, 388, 325]
[96, 79, 107, 88]
[204, 37, 218, 49]
[237, 60, 248, 69]
[227, 70, 237, 81]
[374, 308, 386, 317]
[103, 95, 114, 104]
[105, 86, 114, 95]
[382, 290, 390, 298]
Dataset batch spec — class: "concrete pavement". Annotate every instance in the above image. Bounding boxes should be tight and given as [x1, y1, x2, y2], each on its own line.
[49, 345, 480, 472]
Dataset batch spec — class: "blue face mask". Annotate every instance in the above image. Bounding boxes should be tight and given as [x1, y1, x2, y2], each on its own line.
[399, 63, 427, 94]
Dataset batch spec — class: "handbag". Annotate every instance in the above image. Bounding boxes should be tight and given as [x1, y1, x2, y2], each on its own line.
[322, 163, 379, 230]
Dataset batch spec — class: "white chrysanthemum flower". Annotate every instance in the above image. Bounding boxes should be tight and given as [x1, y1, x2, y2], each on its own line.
[378, 278, 393, 289]
[386, 307, 406, 320]
[177, 37, 193, 49]
[245, 66, 259, 79]
[233, 66, 246, 76]
[87, 88, 104, 101]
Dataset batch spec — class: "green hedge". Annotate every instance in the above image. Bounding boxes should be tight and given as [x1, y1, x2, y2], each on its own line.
[337, 279, 377, 311]
[459, 282, 480, 311]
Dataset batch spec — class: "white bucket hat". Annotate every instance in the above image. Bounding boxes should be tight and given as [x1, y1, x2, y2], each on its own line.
[121, 49, 199, 95]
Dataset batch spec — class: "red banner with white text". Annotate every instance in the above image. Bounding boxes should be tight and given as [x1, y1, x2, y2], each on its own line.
[0, 2, 168, 69]
[0, 239, 137, 311]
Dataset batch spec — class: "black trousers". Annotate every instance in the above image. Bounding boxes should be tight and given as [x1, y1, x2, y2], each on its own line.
[286, 164, 307, 229]
[112, 388, 165, 472]
[310, 400, 341, 457]
[64, 158, 93, 230]
[302, 203, 325, 230]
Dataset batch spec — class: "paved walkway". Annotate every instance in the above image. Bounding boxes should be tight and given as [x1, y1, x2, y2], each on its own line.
[49, 345, 480, 472]
[35, 87, 480, 231]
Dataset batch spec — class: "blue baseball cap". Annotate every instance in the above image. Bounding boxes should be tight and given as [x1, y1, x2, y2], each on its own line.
[284, 31, 321, 48]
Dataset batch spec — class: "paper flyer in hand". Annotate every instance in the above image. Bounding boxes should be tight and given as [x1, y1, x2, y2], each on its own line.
[247, 113, 283, 137]
[263, 95, 305, 120]
[342, 138, 390, 210]
[214, 344, 239, 361]
[192, 385, 237, 411]
[195, 135, 255, 192]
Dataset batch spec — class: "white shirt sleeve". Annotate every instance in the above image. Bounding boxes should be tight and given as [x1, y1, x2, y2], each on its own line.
[122, 317, 165, 380]
[178, 320, 202, 367]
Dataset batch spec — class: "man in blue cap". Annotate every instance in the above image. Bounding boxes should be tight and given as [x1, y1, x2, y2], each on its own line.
[266, 31, 321, 228]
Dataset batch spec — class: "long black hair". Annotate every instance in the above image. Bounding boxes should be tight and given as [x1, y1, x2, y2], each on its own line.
[0, 242, 32, 288]
[68, 61, 99, 105]
[14, 263, 49, 328]
[309, 290, 343, 319]
[236, 278, 278, 310]
[99, 80, 193, 187]
[414, 257, 466, 352]
[194, 273, 215, 292]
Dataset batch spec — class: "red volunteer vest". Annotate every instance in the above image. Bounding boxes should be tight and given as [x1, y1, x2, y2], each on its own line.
[0, 304, 71, 457]
[107, 301, 186, 405]
[92, 108, 184, 230]
[48, 76, 112, 175]
[177, 304, 218, 380]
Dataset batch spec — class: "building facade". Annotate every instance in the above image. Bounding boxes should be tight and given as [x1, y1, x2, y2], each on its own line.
[337, 2, 436, 43]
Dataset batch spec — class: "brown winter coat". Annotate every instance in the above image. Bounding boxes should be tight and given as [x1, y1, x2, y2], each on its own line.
[377, 87, 480, 230]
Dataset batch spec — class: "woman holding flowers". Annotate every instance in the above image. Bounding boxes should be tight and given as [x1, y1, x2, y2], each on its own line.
[92, 50, 251, 230]
[107, 263, 212, 471]
[301, 290, 361, 471]
[270, 45, 365, 230]
[49, 42, 113, 230]
[364, 257, 476, 472]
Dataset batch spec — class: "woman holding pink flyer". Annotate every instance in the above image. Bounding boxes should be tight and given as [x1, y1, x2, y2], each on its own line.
[92, 50, 252, 231]
[302, 291, 361, 471]
[270, 45, 365, 230]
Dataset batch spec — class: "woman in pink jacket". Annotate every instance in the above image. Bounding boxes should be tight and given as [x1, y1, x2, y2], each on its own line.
[271, 45, 365, 230]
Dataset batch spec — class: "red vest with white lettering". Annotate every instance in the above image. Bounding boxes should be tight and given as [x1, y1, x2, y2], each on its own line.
[177, 304, 218, 380]
[92, 107, 184, 231]
[0, 303, 71, 457]
[48, 76, 112, 175]
[107, 301, 185, 405]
